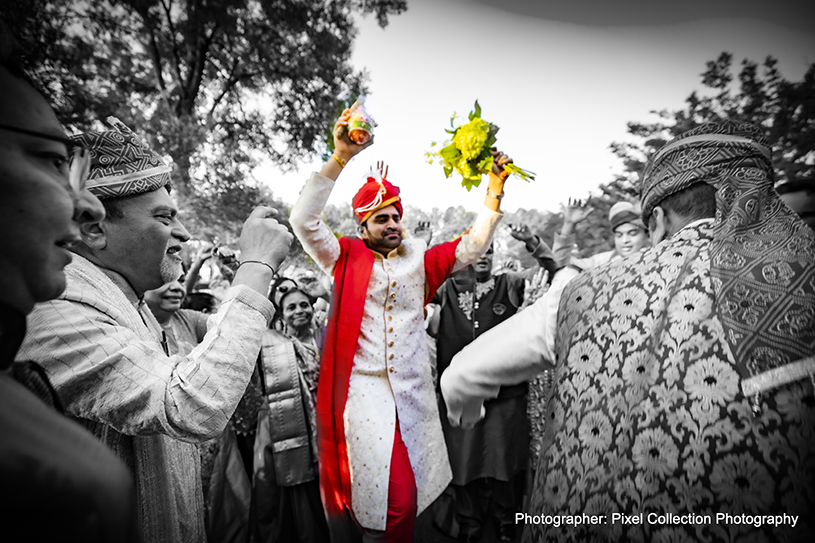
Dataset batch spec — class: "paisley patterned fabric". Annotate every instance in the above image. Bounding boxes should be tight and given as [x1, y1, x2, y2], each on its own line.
[526, 369, 554, 467]
[524, 223, 815, 543]
[72, 116, 171, 200]
[641, 120, 815, 385]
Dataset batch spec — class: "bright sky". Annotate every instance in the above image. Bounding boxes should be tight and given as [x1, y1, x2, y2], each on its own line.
[255, 0, 815, 214]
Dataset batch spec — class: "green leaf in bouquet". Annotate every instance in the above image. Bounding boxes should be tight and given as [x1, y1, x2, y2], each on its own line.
[461, 176, 481, 191]
[469, 100, 482, 121]
[438, 142, 461, 164]
[477, 154, 494, 174]
[503, 163, 536, 182]
[485, 123, 499, 149]
[443, 163, 453, 178]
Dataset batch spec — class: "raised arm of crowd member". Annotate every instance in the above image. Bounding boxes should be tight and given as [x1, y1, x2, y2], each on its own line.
[440, 266, 579, 428]
[184, 243, 213, 295]
[552, 198, 592, 266]
[508, 222, 559, 280]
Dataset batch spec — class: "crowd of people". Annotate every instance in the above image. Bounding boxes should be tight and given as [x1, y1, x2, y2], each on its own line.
[2, 18, 814, 543]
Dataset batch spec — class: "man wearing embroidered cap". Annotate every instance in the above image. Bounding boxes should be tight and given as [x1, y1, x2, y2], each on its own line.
[440, 120, 815, 542]
[18, 118, 293, 542]
[290, 109, 515, 542]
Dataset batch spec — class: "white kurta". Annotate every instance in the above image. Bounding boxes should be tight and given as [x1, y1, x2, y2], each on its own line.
[290, 173, 502, 530]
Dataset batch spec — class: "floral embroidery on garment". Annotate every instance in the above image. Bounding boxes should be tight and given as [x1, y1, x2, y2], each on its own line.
[456, 277, 495, 320]
[523, 223, 815, 543]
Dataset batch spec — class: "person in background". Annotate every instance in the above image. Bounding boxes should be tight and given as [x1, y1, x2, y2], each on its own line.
[429, 236, 556, 543]
[553, 198, 649, 270]
[0, 36, 139, 542]
[271, 274, 299, 309]
[250, 286, 329, 543]
[144, 276, 208, 357]
[441, 120, 815, 542]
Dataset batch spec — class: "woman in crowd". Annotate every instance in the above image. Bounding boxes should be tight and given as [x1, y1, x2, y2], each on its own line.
[250, 285, 328, 543]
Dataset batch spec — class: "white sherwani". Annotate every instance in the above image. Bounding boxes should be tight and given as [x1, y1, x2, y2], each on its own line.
[290, 173, 502, 529]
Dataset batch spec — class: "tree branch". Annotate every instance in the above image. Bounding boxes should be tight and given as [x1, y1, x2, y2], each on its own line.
[208, 70, 262, 118]
[183, 21, 219, 116]
[160, 0, 185, 91]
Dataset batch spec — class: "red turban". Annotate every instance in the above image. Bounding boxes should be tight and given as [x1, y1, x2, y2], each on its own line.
[352, 173, 402, 224]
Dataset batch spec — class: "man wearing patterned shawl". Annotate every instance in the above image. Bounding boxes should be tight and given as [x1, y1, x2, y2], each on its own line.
[441, 120, 815, 542]
[290, 108, 513, 542]
[18, 118, 293, 543]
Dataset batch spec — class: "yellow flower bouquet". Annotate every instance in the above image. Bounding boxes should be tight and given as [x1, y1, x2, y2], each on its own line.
[427, 100, 535, 191]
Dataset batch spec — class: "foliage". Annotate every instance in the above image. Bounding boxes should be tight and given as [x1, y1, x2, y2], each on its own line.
[2, 0, 406, 241]
[611, 52, 815, 191]
[427, 100, 535, 191]
[562, 52, 815, 259]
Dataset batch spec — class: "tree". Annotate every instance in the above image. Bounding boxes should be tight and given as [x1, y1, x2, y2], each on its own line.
[2, 0, 406, 241]
[611, 52, 815, 190]
[561, 52, 815, 258]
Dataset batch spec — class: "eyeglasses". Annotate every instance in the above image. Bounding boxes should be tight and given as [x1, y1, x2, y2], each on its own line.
[0, 123, 90, 196]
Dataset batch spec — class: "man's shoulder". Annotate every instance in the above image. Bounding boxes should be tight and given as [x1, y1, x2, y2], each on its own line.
[30, 257, 137, 330]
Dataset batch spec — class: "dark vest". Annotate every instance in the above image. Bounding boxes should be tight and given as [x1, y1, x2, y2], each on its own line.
[436, 272, 526, 399]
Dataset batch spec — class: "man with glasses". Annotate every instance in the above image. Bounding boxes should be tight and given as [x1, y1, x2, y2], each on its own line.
[0, 43, 140, 541]
[18, 119, 294, 541]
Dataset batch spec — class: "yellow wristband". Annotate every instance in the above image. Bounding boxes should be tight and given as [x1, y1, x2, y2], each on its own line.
[331, 153, 347, 168]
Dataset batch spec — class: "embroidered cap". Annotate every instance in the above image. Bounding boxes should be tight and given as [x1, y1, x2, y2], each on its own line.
[639, 120, 772, 223]
[71, 117, 172, 200]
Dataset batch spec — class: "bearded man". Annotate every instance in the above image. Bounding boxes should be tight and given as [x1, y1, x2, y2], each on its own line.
[290, 109, 515, 542]
[18, 119, 293, 542]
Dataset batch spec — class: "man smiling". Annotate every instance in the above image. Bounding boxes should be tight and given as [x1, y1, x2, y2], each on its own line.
[554, 200, 649, 270]
[18, 118, 293, 543]
[290, 109, 512, 542]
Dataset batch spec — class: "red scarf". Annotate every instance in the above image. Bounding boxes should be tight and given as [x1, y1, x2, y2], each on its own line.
[316, 236, 461, 519]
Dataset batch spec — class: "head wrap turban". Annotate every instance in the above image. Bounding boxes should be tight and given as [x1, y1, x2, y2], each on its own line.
[352, 169, 402, 224]
[641, 119, 815, 395]
[608, 201, 645, 231]
[71, 117, 172, 200]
